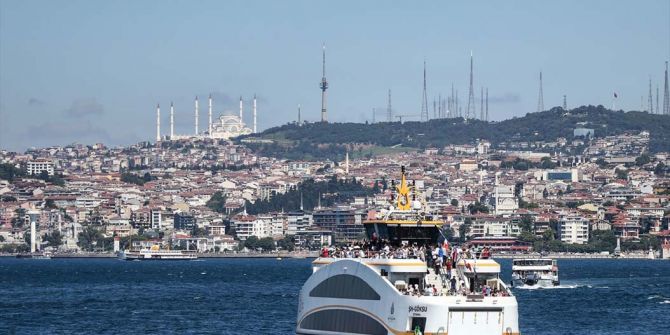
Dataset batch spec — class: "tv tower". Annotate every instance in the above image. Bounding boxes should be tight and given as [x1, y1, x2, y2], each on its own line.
[194, 96, 199, 135]
[537, 71, 544, 113]
[664, 61, 669, 115]
[239, 96, 243, 128]
[420, 60, 429, 121]
[563, 95, 567, 110]
[485, 88, 489, 121]
[387, 89, 393, 122]
[648, 76, 653, 113]
[298, 104, 302, 125]
[466, 51, 475, 120]
[320, 44, 328, 122]
[480, 87, 484, 120]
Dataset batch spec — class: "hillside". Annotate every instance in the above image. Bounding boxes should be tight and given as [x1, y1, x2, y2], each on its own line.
[239, 105, 670, 160]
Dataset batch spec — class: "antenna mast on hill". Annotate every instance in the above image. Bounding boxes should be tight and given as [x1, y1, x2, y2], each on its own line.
[421, 61, 429, 121]
[664, 61, 670, 115]
[466, 51, 475, 120]
[387, 89, 393, 122]
[537, 71, 544, 113]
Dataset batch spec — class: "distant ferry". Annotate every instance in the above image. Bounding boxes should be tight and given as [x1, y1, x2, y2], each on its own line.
[296, 167, 520, 335]
[16, 251, 52, 259]
[511, 258, 559, 287]
[119, 245, 197, 261]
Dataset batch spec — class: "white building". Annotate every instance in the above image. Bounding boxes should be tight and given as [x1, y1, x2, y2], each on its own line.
[27, 160, 55, 176]
[558, 215, 590, 244]
[233, 215, 270, 240]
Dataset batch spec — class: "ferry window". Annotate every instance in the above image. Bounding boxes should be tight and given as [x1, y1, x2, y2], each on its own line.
[300, 309, 387, 335]
[309, 274, 381, 300]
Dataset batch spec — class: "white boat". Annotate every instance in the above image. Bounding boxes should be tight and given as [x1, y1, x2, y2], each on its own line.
[16, 251, 52, 259]
[296, 167, 520, 335]
[119, 245, 197, 261]
[511, 258, 559, 287]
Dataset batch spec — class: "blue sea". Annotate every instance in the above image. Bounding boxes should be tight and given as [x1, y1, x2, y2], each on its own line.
[0, 257, 668, 334]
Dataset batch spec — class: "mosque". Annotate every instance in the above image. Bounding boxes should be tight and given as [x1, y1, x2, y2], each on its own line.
[155, 95, 257, 141]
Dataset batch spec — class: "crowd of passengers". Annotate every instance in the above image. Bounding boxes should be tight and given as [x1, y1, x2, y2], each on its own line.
[319, 236, 507, 297]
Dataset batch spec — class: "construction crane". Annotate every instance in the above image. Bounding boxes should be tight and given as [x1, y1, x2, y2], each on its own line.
[395, 114, 420, 124]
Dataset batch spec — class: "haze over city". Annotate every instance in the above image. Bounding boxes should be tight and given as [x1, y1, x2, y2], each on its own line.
[1, 0, 669, 151]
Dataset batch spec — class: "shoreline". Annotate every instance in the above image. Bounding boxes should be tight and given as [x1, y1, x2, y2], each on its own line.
[0, 252, 319, 259]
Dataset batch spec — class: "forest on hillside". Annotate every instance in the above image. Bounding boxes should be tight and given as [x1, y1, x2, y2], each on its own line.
[238, 105, 670, 160]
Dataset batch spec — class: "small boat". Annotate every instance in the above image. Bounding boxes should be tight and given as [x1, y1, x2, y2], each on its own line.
[511, 258, 559, 287]
[16, 251, 52, 259]
[119, 245, 197, 261]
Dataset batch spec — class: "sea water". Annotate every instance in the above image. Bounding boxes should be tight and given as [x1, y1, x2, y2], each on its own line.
[0, 258, 668, 334]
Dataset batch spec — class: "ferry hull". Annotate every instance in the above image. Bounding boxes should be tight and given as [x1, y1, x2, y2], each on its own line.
[297, 259, 520, 335]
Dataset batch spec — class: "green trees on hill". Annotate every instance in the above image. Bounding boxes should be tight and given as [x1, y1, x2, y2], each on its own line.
[206, 191, 228, 213]
[245, 176, 376, 215]
[242, 106, 670, 160]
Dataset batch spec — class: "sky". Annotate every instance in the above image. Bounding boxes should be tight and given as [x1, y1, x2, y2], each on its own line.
[1, 0, 669, 152]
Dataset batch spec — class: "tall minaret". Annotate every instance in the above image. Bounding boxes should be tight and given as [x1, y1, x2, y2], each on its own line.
[156, 103, 161, 142]
[345, 151, 349, 175]
[208, 94, 213, 137]
[320, 44, 328, 122]
[253, 94, 257, 133]
[194, 96, 199, 135]
[170, 102, 174, 139]
[466, 51, 475, 120]
[239, 96, 244, 127]
[537, 71, 544, 113]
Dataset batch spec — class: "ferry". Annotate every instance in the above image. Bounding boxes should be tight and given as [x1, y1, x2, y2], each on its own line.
[511, 258, 559, 287]
[296, 167, 520, 335]
[16, 251, 52, 259]
[119, 245, 197, 260]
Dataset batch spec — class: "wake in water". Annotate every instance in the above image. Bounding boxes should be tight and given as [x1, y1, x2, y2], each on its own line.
[514, 284, 582, 290]
[647, 295, 670, 304]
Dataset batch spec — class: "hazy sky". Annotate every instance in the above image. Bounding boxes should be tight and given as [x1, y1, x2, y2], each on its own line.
[1, 0, 669, 151]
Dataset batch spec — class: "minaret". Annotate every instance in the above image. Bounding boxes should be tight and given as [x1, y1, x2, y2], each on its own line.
[420, 60, 429, 121]
[320, 44, 328, 122]
[156, 103, 161, 142]
[170, 102, 174, 139]
[664, 61, 669, 115]
[253, 94, 257, 133]
[208, 94, 213, 137]
[239, 96, 243, 127]
[345, 151, 349, 175]
[537, 71, 544, 113]
[466, 51, 475, 120]
[194, 96, 199, 135]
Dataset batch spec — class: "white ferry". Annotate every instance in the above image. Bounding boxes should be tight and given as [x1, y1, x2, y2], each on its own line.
[119, 245, 197, 261]
[511, 258, 559, 287]
[296, 167, 520, 335]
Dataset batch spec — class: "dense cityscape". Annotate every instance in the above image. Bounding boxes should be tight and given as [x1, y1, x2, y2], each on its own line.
[1, 119, 669, 257]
